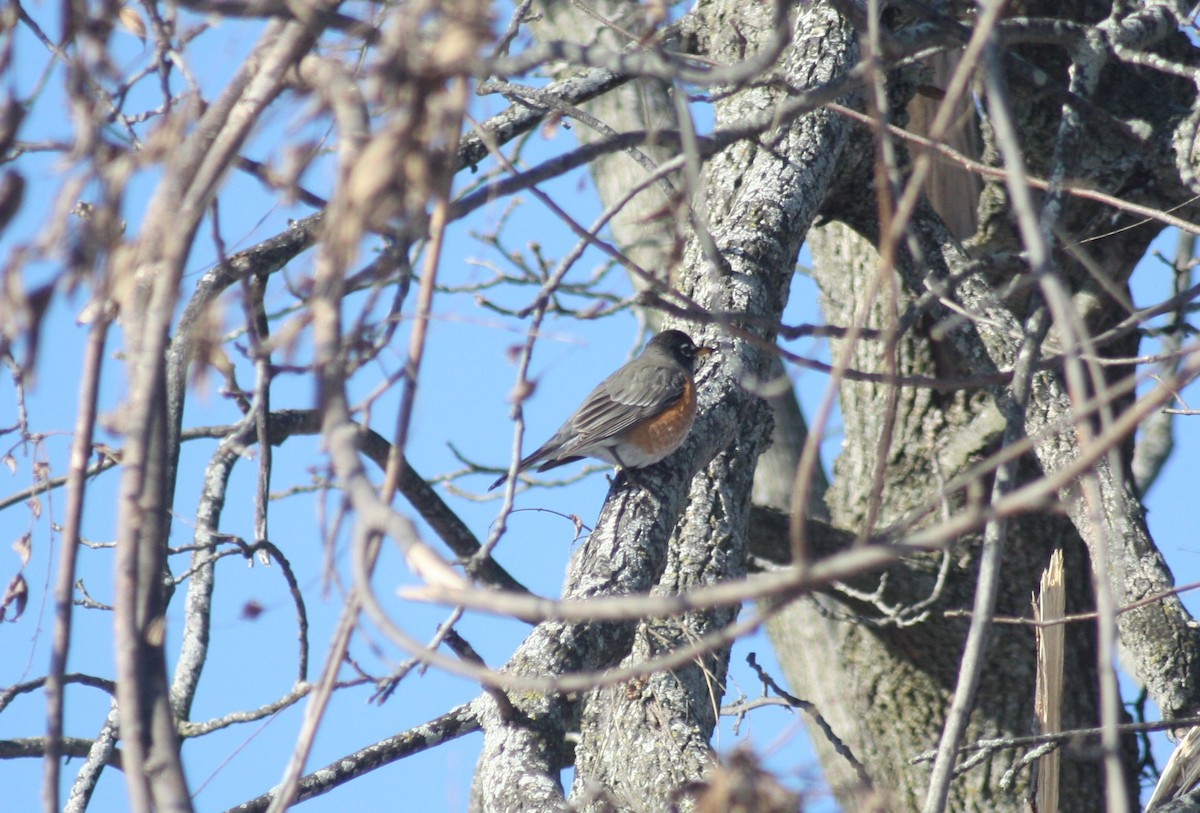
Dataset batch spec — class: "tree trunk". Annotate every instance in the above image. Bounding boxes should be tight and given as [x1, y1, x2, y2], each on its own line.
[481, 1, 1200, 811]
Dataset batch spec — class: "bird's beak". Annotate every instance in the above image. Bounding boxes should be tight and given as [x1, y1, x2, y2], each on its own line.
[695, 345, 715, 360]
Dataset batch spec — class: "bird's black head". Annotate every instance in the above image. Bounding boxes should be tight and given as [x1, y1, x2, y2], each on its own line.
[645, 329, 714, 371]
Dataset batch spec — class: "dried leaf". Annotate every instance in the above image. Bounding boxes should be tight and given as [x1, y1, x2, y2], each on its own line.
[344, 131, 404, 235]
[690, 750, 801, 813]
[916, 84, 947, 101]
[188, 302, 228, 398]
[0, 98, 26, 158]
[1, 573, 28, 622]
[12, 533, 30, 566]
[119, 6, 147, 40]
[507, 378, 535, 404]
[241, 599, 264, 620]
[541, 110, 564, 139]
[0, 171, 25, 233]
[20, 282, 54, 379]
[430, 23, 478, 72]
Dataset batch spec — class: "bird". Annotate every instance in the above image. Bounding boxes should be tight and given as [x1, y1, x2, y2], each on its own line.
[489, 329, 714, 491]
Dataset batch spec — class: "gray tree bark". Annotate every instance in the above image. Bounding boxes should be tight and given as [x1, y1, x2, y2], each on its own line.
[472, 1, 854, 811]
[778, 2, 1200, 809]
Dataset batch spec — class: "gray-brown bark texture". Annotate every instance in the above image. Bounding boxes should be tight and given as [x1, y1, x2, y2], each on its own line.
[587, 1, 858, 800]
[471, 1, 855, 811]
[788, 3, 1200, 812]
[474, 0, 1200, 812]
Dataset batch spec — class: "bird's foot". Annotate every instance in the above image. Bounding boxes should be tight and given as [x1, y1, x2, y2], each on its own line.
[615, 467, 645, 490]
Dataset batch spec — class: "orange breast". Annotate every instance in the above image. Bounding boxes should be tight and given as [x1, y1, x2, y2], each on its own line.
[619, 377, 697, 466]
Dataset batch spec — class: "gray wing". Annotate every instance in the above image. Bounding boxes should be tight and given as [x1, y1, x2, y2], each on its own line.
[511, 359, 686, 476]
[561, 360, 687, 449]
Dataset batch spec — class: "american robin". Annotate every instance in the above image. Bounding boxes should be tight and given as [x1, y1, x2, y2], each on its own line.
[489, 329, 713, 491]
